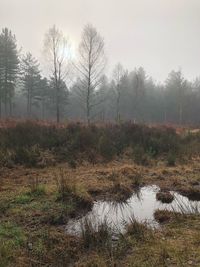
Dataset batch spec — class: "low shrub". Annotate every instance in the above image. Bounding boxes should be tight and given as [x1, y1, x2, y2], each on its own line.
[132, 145, 149, 166]
[167, 152, 176, 166]
[0, 149, 14, 168]
[14, 145, 40, 167]
[0, 121, 198, 167]
[98, 134, 116, 161]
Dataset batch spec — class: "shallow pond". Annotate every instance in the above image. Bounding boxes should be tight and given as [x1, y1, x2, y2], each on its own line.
[66, 185, 200, 234]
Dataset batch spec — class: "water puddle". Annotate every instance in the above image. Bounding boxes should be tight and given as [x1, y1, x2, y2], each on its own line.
[66, 185, 200, 235]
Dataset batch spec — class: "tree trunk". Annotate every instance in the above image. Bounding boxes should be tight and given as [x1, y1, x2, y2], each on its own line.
[9, 96, 12, 117]
[4, 75, 7, 117]
[27, 87, 30, 118]
[56, 85, 60, 123]
[0, 89, 1, 119]
[86, 87, 90, 125]
[42, 96, 45, 120]
[179, 103, 183, 125]
[56, 73, 60, 123]
[116, 87, 120, 123]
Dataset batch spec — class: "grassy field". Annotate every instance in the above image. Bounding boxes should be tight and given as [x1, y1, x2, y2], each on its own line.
[0, 121, 200, 266]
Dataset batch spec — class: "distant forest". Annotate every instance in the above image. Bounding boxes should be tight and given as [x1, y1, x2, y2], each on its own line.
[0, 25, 200, 125]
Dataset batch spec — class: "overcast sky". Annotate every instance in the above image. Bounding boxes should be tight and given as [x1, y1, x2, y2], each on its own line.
[1, 0, 200, 82]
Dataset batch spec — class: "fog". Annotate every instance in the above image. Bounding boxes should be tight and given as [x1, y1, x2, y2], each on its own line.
[1, 0, 200, 81]
[1, 0, 200, 124]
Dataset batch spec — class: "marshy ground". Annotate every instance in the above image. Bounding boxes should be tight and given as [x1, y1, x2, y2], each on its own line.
[0, 121, 200, 266]
[1, 159, 200, 266]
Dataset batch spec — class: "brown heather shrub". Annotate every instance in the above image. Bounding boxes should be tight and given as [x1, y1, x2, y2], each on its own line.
[98, 134, 116, 161]
[0, 120, 198, 167]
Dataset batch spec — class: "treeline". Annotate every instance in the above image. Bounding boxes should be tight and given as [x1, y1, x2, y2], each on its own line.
[0, 25, 200, 125]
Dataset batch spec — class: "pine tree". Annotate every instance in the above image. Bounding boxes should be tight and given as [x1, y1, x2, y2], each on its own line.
[21, 52, 40, 117]
[47, 77, 69, 119]
[0, 28, 19, 117]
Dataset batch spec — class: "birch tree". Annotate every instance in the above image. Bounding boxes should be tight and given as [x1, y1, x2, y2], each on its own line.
[43, 25, 69, 123]
[76, 24, 106, 124]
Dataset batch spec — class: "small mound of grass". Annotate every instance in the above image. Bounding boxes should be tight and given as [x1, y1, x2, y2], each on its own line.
[55, 170, 93, 208]
[179, 186, 200, 201]
[126, 217, 152, 242]
[156, 191, 174, 203]
[80, 217, 113, 251]
[154, 210, 174, 224]
[110, 181, 133, 202]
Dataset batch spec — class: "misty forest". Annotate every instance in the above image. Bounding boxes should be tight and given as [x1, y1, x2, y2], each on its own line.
[1, 1, 200, 267]
[1, 25, 200, 125]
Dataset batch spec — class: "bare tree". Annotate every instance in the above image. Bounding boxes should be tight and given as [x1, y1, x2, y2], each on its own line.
[43, 25, 69, 123]
[75, 24, 106, 124]
[112, 63, 126, 123]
